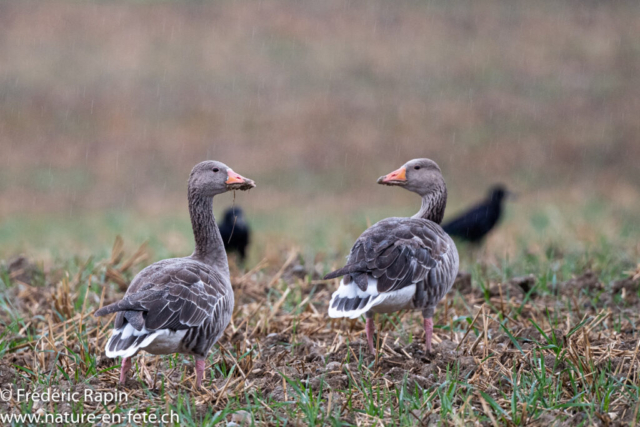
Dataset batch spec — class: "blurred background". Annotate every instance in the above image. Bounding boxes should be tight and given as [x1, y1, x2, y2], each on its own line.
[0, 0, 638, 264]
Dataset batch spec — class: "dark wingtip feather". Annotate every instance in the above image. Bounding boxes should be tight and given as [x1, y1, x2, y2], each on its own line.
[324, 262, 366, 280]
[94, 306, 111, 317]
[324, 269, 345, 280]
[93, 300, 129, 318]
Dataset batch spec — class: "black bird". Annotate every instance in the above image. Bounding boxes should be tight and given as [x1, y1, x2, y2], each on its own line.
[442, 185, 512, 244]
[218, 206, 251, 263]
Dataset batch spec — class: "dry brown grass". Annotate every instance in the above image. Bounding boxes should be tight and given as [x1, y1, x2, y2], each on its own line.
[1, 1, 639, 424]
[1, 238, 639, 425]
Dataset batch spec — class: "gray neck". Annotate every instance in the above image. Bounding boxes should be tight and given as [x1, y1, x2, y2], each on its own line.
[412, 186, 447, 223]
[188, 189, 229, 276]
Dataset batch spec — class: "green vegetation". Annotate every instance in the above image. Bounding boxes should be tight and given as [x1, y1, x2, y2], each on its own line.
[0, 232, 638, 425]
[0, 0, 639, 424]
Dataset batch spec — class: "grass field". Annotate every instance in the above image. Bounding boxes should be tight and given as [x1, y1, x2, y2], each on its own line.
[0, 232, 639, 426]
[1, 0, 640, 425]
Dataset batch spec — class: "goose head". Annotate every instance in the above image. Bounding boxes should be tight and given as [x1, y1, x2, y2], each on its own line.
[377, 158, 445, 197]
[189, 161, 256, 197]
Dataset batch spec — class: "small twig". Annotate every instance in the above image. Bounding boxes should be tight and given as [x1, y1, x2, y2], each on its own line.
[456, 304, 485, 352]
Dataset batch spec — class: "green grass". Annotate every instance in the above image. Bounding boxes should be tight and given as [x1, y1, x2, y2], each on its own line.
[0, 232, 638, 425]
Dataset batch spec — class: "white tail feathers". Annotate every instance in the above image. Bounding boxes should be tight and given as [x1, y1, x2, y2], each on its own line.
[104, 324, 162, 358]
[328, 276, 418, 318]
[328, 276, 380, 319]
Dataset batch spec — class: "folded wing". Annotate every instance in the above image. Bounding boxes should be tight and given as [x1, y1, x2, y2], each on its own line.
[95, 260, 228, 358]
[326, 218, 453, 318]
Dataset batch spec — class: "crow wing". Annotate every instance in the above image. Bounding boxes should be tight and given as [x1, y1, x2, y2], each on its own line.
[442, 203, 496, 239]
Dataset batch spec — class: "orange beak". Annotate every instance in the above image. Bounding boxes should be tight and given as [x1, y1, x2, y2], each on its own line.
[225, 169, 249, 185]
[378, 166, 407, 184]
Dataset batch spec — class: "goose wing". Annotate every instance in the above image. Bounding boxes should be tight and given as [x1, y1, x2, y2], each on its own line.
[325, 217, 452, 294]
[95, 259, 227, 332]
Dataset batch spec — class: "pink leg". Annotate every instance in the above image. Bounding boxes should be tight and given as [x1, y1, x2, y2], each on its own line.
[119, 357, 132, 385]
[365, 316, 376, 355]
[195, 358, 206, 389]
[424, 317, 434, 353]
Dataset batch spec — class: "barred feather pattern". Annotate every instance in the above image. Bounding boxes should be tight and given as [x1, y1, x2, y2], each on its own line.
[96, 258, 234, 358]
[326, 217, 459, 318]
[181, 293, 233, 356]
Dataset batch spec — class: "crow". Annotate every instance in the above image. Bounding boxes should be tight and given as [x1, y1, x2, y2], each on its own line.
[218, 206, 250, 263]
[442, 185, 512, 244]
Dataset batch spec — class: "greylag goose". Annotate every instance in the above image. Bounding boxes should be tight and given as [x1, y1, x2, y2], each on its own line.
[94, 161, 255, 389]
[442, 184, 513, 244]
[325, 159, 459, 354]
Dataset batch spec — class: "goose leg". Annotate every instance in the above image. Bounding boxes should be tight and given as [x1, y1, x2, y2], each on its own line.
[423, 317, 434, 353]
[195, 357, 206, 389]
[365, 311, 376, 355]
[119, 357, 132, 385]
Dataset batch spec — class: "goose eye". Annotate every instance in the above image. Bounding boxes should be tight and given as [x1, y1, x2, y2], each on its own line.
[414, 166, 421, 170]
[212, 168, 220, 173]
